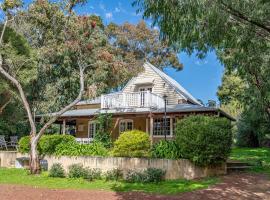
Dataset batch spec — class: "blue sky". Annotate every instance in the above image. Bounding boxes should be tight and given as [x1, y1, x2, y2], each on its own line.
[1, 0, 224, 104]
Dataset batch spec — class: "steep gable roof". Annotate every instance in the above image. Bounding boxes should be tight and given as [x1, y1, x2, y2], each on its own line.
[144, 62, 202, 105]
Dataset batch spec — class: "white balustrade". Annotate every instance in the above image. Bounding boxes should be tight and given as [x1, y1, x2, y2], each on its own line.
[101, 91, 164, 109]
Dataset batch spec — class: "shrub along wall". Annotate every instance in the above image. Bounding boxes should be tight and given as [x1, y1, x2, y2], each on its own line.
[0, 151, 226, 180]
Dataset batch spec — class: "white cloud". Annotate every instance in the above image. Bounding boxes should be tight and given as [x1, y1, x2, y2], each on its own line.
[153, 26, 159, 30]
[195, 60, 208, 66]
[114, 7, 120, 13]
[99, 3, 106, 11]
[105, 12, 113, 19]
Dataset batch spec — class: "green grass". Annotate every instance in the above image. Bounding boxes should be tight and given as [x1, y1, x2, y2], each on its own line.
[229, 147, 270, 175]
[0, 168, 218, 195]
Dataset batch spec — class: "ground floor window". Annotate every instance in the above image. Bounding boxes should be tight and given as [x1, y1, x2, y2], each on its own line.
[153, 118, 170, 136]
[119, 119, 133, 133]
[88, 121, 99, 138]
[153, 117, 178, 136]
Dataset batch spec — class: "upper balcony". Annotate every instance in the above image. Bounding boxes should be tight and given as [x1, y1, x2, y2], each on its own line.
[101, 91, 164, 109]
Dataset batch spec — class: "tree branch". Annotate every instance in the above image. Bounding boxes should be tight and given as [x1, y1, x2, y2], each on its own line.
[0, 55, 37, 135]
[35, 65, 85, 141]
[220, 1, 270, 35]
[0, 96, 11, 114]
[0, 19, 8, 47]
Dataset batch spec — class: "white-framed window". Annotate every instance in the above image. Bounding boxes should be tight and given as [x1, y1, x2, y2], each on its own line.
[139, 87, 152, 107]
[88, 121, 99, 139]
[119, 119, 133, 133]
[153, 117, 171, 136]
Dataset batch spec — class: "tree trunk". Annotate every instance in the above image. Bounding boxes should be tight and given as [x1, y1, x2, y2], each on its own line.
[29, 136, 41, 174]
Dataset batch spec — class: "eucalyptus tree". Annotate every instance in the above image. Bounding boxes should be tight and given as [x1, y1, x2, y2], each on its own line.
[134, 0, 270, 139]
[0, 0, 117, 174]
[106, 20, 182, 71]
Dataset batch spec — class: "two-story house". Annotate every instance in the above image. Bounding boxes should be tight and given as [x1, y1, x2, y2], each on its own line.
[51, 62, 234, 143]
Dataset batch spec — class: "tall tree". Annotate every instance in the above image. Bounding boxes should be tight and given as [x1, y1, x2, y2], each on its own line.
[0, 0, 104, 173]
[106, 20, 182, 71]
[135, 0, 270, 140]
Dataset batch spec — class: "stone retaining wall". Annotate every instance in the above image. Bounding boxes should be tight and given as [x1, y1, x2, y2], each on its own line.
[0, 151, 226, 180]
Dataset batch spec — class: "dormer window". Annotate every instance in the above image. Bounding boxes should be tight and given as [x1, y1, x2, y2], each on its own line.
[178, 99, 187, 104]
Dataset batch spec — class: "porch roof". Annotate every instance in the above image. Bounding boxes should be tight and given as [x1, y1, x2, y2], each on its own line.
[39, 104, 234, 121]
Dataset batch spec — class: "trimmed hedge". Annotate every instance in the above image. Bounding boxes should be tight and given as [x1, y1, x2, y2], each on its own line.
[55, 141, 109, 157]
[175, 115, 232, 166]
[18, 135, 75, 156]
[111, 130, 150, 158]
[39, 135, 75, 156]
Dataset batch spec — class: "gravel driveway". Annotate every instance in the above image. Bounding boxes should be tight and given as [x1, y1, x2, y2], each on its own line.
[0, 172, 269, 200]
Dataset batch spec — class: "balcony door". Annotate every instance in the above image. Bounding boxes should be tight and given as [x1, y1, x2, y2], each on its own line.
[139, 87, 152, 107]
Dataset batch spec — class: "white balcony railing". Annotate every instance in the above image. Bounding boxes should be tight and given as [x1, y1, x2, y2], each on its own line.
[101, 91, 164, 109]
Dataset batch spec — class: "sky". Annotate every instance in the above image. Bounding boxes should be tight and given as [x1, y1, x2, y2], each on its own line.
[1, 0, 225, 104]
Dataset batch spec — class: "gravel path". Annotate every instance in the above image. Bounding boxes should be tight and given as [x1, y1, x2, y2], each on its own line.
[0, 172, 269, 200]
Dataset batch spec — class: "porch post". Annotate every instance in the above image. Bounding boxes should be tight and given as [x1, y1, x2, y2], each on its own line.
[62, 119, 66, 135]
[150, 114, 154, 145]
[146, 118, 149, 133]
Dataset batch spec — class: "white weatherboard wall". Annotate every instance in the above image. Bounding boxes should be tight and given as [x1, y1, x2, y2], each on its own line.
[123, 63, 185, 105]
[0, 151, 226, 180]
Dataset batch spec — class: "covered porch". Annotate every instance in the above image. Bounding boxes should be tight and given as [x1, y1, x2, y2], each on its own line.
[46, 104, 235, 144]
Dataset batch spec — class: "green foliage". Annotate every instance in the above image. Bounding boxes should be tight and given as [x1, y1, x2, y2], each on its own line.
[111, 130, 150, 158]
[135, 0, 270, 145]
[94, 113, 113, 148]
[18, 135, 76, 156]
[175, 115, 232, 166]
[104, 169, 123, 181]
[236, 110, 263, 147]
[151, 140, 181, 159]
[68, 164, 86, 178]
[230, 148, 270, 175]
[125, 168, 165, 183]
[39, 135, 75, 156]
[106, 20, 183, 70]
[18, 136, 31, 154]
[55, 141, 109, 157]
[49, 163, 65, 178]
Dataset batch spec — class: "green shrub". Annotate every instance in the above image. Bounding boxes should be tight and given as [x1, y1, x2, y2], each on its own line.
[68, 164, 86, 178]
[104, 169, 123, 181]
[125, 168, 165, 183]
[144, 168, 166, 183]
[49, 163, 65, 178]
[18, 136, 31, 154]
[39, 135, 75, 156]
[175, 115, 232, 166]
[55, 141, 109, 157]
[151, 140, 181, 159]
[18, 135, 75, 155]
[111, 130, 150, 157]
[125, 170, 145, 183]
[83, 168, 102, 181]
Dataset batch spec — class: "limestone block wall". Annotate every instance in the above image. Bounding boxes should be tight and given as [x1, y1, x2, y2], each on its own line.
[0, 151, 226, 180]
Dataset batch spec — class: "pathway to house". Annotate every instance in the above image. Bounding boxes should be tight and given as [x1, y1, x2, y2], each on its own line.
[0, 172, 269, 200]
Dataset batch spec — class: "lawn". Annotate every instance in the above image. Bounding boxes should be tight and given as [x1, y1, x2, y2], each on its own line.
[0, 168, 218, 195]
[229, 147, 270, 174]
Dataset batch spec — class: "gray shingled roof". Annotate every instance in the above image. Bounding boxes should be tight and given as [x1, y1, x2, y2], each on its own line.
[50, 104, 234, 120]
